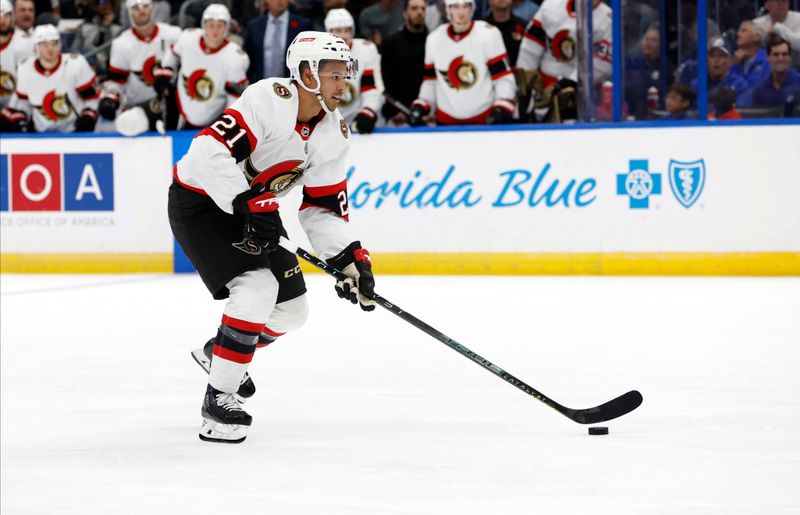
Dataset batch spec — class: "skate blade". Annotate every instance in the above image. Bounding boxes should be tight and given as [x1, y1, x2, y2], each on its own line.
[198, 418, 248, 444]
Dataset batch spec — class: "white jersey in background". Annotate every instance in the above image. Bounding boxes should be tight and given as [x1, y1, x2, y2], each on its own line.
[0, 28, 35, 108]
[161, 28, 249, 128]
[104, 22, 181, 108]
[417, 20, 516, 124]
[517, 0, 612, 87]
[8, 53, 99, 132]
[175, 78, 353, 257]
[337, 38, 383, 122]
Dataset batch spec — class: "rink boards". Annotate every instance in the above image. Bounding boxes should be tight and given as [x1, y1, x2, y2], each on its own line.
[1, 121, 799, 275]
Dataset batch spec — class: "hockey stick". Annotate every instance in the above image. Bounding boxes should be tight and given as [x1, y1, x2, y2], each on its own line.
[279, 237, 643, 424]
[383, 93, 412, 116]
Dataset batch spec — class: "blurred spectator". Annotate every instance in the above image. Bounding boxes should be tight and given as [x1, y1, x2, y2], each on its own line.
[32, 0, 59, 25]
[14, 0, 34, 34]
[677, 0, 720, 60]
[751, 35, 800, 117]
[731, 20, 770, 88]
[243, 0, 312, 82]
[99, 0, 181, 121]
[663, 82, 694, 120]
[483, 0, 525, 66]
[708, 85, 741, 119]
[511, 0, 537, 23]
[1, 24, 99, 132]
[118, 0, 169, 29]
[359, 0, 404, 46]
[753, 0, 800, 67]
[625, 23, 661, 120]
[690, 37, 752, 109]
[425, 0, 445, 32]
[381, 0, 427, 124]
[324, 8, 384, 133]
[1, 0, 34, 109]
[70, 0, 122, 76]
[409, 0, 515, 125]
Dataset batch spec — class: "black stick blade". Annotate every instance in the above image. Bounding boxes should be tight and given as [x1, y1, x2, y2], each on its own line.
[565, 390, 643, 424]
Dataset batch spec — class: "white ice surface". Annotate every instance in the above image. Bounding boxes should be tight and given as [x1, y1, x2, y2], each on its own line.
[1, 273, 799, 514]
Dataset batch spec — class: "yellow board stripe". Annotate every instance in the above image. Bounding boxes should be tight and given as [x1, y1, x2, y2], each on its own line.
[0, 254, 173, 274]
[1, 252, 798, 275]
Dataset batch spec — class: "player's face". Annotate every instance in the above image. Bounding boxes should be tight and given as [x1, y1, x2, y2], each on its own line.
[204, 20, 227, 48]
[317, 60, 348, 111]
[768, 43, 791, 73]
[130, 4, 152, 27]
[448, 3, 473, 30]
[37, 40, 61, 63]
[329, 27, 353, 46]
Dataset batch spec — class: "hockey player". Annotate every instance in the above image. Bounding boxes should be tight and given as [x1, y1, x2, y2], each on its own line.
[0, 0, 34, 110]
[408, 0, 516, 126]
[516, 0, 612, 119]
[157, 4, 249, 130]
[1, 24, 99, 132]
[323, 8, 383, 134]
[99, 0, 180, 121]
[169, 31, 376, 444]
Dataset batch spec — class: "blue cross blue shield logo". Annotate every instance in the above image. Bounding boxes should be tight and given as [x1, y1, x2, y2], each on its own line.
[668, 159, 705, 208]
[617, 159, 662, 209]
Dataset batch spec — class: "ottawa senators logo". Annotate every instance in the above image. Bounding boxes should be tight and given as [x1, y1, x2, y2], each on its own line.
[232, 237, 263, 255]
[439, 56, 478, 90]
[0, 71, 16, 97]
[38, 90, 74, 121]
[338, 81, 357, 107]
[244, 159, 305, 194]
[135, 55, 159, 86]
[273, 82, 292, 99]
[550, 30, 576, 62]
[183, 69, 214, 101]
[339, 118, 348, 139]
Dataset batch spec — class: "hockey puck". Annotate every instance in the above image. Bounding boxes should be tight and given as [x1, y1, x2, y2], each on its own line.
[588, 426, 609, 435]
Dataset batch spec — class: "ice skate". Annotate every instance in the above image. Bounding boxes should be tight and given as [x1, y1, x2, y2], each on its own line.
[199, 384, 252, 444]
[191, 338, 256, 402]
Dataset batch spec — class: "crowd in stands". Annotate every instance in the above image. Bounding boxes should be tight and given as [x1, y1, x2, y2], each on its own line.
[1, 0, 799, 134]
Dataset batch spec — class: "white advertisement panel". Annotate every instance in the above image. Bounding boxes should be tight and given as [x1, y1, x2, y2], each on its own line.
[279, 124, 800, 253]
[0, 136, 173, 253]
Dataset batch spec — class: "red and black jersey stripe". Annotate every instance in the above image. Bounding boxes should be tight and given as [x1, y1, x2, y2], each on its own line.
[300, 180, 349, 221]
[523, 19, 547, 47]
[76, 75, 100, 100]
[197, 108, 256, 163]
[422, 63, 436, 81]
[360, 69, 376, 92]
[487, 54, 513, 80]
[106, 65, 129, 84]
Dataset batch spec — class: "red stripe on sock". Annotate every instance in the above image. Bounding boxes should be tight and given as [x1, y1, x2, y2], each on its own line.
[212, 344, 255, 364]
[262, 326, 285, 338]
[221, 314, 265, 334]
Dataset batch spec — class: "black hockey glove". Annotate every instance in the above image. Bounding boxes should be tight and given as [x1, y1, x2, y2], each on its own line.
[232, 186, 283, 253]
[0, 108, 29, 132]
[153, 67, 174, 100]
[354, 107, 377, 134]
[326, 241, 376, 312]
[487, 106, 514, 125]
[98, 94, 120, 120]
[73, 110, 98, 132]
[407, 100, 430, 127]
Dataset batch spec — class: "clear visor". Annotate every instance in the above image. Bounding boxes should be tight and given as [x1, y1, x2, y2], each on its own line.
[316, 58, 358, 81]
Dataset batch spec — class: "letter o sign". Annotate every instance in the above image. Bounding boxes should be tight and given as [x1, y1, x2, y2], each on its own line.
[20, 164, 53, 202]
[10, 154, 62, 211]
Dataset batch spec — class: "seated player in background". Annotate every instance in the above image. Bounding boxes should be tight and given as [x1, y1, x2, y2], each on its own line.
[0, 0, 34, 111]
[408, 0, 516, 126]
[1, 24, 99, 133]
[169, 32, 377, 443]
[324, 8, 384, 134]
[751, 35, 800, 117]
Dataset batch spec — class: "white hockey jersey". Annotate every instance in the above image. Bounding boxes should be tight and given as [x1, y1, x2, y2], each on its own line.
[105, 22, 182, 108]
[0, 29, 35, 109]
[175, 78, 354, 260]
[517, 0, 612, 87]
[337, 38, 384, 122]
[162, 29, 249, 128]
[417, 21, 516, 124]
[8, 53, 99, 132]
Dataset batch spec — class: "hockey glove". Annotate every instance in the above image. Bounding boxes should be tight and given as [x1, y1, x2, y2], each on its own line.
[98, 94, 120, 120]
[326, 241, 376, 312]
[232, 186, 283, 252]
[0, 108, 29, 132]
[153, 67, 174, 100]
[73, 110, 98, 132]
[487, 106, 514, 125]
[354, 108, 377, 134]
[407, 100, 430, 127]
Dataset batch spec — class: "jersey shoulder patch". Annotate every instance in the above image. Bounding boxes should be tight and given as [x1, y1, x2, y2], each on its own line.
[339, 118, 349, 139]
[272, 82, 292, 99]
